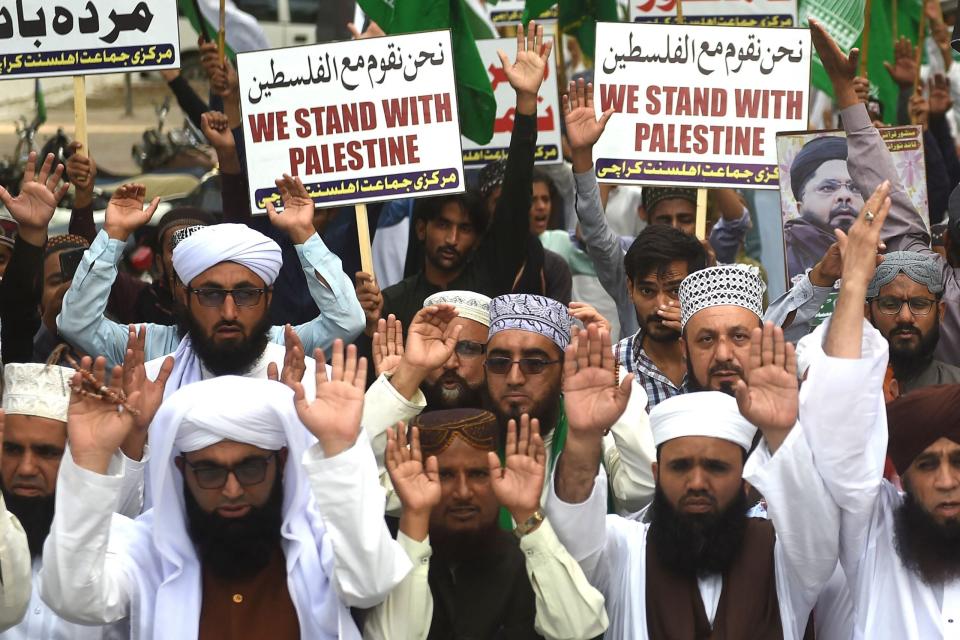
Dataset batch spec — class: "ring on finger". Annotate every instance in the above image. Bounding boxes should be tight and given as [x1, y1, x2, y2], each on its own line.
[864, 211, 875, 223]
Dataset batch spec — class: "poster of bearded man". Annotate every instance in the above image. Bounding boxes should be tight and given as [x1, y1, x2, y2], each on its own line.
[775, 126, 929, 284]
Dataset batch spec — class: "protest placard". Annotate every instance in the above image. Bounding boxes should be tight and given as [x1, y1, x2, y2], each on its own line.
[592, 22, 811, 191]
[237, 30, 465, 213]
[461, 38, 561, 169]
[488, 1, 558, 26]
[0, 0, 180, 79]
[631, 0, 797, 27]
[776, 126, 929, 283]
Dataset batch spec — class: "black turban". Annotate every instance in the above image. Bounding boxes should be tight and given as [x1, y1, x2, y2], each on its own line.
[642, 187, 697, 217]
[790, 136, 849, 203]
[411, 408, 499, 457]
[887, 384, 960, 476]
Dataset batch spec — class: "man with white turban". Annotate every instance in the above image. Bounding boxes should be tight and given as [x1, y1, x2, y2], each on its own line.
[545, 320, 841, 638]
[56, 181, 365, 375]
[1, 362, 145, 639]
[41, 346, 411, 640]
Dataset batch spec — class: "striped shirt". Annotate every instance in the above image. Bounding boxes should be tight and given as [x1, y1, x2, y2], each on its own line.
[614, 329, 687, 412]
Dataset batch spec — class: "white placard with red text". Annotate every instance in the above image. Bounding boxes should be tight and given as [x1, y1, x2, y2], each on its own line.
[592, 21, 810, 190]
[237, 30, 465, 212]
[461, 37, 562, 169]
[630, 0, 797, 27]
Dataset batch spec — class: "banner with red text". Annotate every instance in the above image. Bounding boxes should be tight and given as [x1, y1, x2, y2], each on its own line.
[630, 0, 797, 27]
[461, 37, 562, 168]
[592, 22, 810, 190]
[237, 30, 465, 212]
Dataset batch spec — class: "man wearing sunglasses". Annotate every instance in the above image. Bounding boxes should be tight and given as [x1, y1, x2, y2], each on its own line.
[865, 251, 960, 396]
[56, 178, 365, 382]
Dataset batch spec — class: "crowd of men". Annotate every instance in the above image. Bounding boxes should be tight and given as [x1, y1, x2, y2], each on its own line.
[0, 10, 959, 640]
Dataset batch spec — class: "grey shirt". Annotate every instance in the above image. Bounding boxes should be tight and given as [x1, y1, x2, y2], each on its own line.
[897, 359, 960, 396]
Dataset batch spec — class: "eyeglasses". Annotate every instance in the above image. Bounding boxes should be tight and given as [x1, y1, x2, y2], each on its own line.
[872, 296, 937, 316]
[183, 453, 277, 489]
[484, 356, 561, 375]
[454, 340, 486, 358]
[187, 287, 266, 308]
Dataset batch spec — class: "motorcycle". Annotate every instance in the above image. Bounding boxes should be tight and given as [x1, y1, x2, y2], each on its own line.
[131, 97, 215, 175]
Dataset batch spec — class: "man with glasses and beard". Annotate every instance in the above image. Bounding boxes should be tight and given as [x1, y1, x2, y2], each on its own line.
[0, 363, 144, 638]
[546, 319, 839, 639]
[41, 345, 410, 640]
[679, 264, 767, 397]
[865, 251, 960, 395]
[57, 177, 364, 371]
[483, 294, 655, 514]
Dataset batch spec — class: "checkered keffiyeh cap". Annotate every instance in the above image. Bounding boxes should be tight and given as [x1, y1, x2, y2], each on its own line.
[679, 264, 766, 329]
[488, 294, 572, 351]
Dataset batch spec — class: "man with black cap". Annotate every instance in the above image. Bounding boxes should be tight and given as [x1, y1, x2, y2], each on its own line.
[365, 411, 607, 639]
[783, 135, 862, 281]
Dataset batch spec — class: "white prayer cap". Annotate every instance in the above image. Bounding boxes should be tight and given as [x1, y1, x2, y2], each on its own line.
[679, 264, 766, 330]
[2, 363, 72, 422]
[649, 392, 757, 451]
[172, 223, 282, 287]
[424, 290, 492, 327]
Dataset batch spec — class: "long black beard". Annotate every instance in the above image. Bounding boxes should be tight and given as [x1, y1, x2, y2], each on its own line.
[421, 371, 485, 411]
[430, 519, 501, 565]
[184, 471, 284, 581]
[482, 384, 561, 440]
[1, 485, 54, 559]
[178, 305, 272, 376]
[893, 490, 960, 585]
[647, 484, 748, 578]
[888, 320, 940, 383]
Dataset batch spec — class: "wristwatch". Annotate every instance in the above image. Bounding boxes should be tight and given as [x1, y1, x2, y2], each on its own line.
[513, 509, 545, 538]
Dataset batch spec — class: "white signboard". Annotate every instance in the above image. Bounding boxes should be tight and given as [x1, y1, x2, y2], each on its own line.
[462, 38, 562, 169]
[0, 0, 179, 79]
[489, 1, 557, 26]
[238, 31, 465, 212]
[630, 0, 797, 27]
[593, 22, 811, 190]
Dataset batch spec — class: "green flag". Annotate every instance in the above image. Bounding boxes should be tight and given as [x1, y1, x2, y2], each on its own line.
[801, 0, 921, 123]
[522, 0, 616, 62]
[34, 79, 46, 125]
[358, 0, 496, 144]
[177, 0, 238, 61]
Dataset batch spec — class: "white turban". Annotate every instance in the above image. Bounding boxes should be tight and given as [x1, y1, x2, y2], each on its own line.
[172, 223, 282, 286]
[2, 363, 72, 422]
[650, 392, 757, 451]
[424, 290, 492, 327]
[173, 383, 289, 453]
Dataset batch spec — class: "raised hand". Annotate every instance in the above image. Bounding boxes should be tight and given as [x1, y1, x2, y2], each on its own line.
[568, 301, 611, 335]
[403, 304, 461, 371]
[489, 414, 546, 525]
[65, 142, 97, 208]
[122, 325, 173, 432]
[928, 74, 953, 118]
[265, 174, 317, 244]
[0, 152, 69, 246]
[563, 79, 614, 157]
[67, 357, 139, 475]
[852, 76, 871, 105]
[372, 315, 404, 377]
[835, 180, 892, 288]
[355, 272, 384, 338]
[884, 37, 919, 89]
[386, 422, 441, 516]
[293, 340, 367, 457]
[497, 20, 553, 115]
[735, 322, 798, 453]
[909, 93, 930, 130]
[103, 183, 161, 242]
[200, 111, 235, 151]
[562, 323, 633, 442]
[267, 325, 306, 388]
[809, 19, 859, 108]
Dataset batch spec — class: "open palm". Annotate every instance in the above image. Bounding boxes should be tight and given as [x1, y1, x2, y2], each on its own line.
[386, 423, 441, 514]
[735, 324, 798, 434]
[104, 184, 160, 240]
[67, 357, 139, 466]
[0, 152, 68, 230]
[404, 304, 460, 371]
[562, 325, 632, 438]
[489, 416, 546, 518]
[266, 174, 316, 241]
[497, 21, 552, 98]
[563, 79, 613, 151]
[294, 341, 367, 457]
[809, 19, 859, 83]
